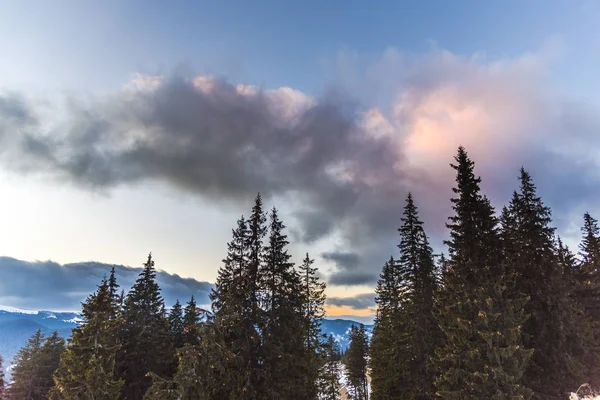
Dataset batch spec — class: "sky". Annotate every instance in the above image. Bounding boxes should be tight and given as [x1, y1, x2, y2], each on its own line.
[1, 0, 600, 321]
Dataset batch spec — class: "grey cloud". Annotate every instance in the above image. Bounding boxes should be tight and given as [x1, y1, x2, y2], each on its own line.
[0, 256, 213, 311]
[326, 293, 377, 310]
[0, 93, 35, 124]
[0, 78, 420, 287]
[321, 251, 361, 270]
[3, 48, 600, 288]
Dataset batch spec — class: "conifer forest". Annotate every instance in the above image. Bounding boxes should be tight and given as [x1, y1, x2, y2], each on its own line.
[4, 146, 600, 400]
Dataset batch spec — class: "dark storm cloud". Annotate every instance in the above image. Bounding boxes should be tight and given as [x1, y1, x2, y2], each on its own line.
[0, 78, 422, 288]
[0, 256, 213, 311]
[326, 293, 377, 310]
[3, 48, 600, 288]
[321, 251, 361, 270]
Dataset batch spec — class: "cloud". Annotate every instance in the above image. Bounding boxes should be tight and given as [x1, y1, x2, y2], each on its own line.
[1, 42, 600, 287]
[326, 293, 377, 310]
[0, 256, 213, 311]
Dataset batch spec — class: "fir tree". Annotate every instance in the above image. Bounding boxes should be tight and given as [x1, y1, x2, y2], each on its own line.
[108, 266, 120, 306]
[260, 207, 306, 399]
[371, 194, 441, 400]
[168, 300, 185, 350]
[574, 213, 600, 390]
[183, 296, 200, 345]
[116, 253, 175, 400]
[504, 168, 589, 398]
[0, 354, 4, 398]
[210, 211, 263, 398]
[299, 252, 327, 399]
[344, 324, 369, 400]
[399, 193, 440, 399]
[10, 329, 65, 400]
[318, 335, 341, 400]
[369, 256, 402, 400]
[10, 329, 45, 399]
[434, 148, 532, 399]
[52, 278, 123, 399]
[146, 317, 234, 400]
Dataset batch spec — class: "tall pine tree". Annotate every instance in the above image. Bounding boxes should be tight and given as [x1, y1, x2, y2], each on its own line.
[260, 207, 306, 399]
[10, 329, 46, 399]
[168, 300, 185, 350]
[10, 329, 65, 400]
[183, 296, 201, 345]
[434, 147, 532, 399]
[369, 256, 402, 400]
[52, 278, 123, 399]
[210, 196, 265, 399]
[0, 354, 4, 398]
[503, 168, 589, 398]
[344, 324, 369, 400]
[116, 253, 174, 399]
[299, 252, 327, 399]
[318, 335, 341, 400]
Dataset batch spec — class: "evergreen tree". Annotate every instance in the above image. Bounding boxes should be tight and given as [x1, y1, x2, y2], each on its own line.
[116, 253, 174, 400]
[108, 266, 120, 306]
[344, 324, 369, 400]
[434, 147, 532, 399]
[210, 209, 263, 398]
[10, 329, 65, 400]
[145, 317, 234, 400]
[183, 296, 200, 345]
[0, 354, 4, 398]
[369, 256, 402, 400]
[574, 213, 600, 390]
[52, 278, 123, 399]
[260, 207, 306, 399]
[371, 194, 441, 400]
[10, 329, 45, 399]
[318, 335, 341, 400]
[504, 168, 589, 398]
[39, 332, 65, 397]
[168, 300, 185, 350]
[299, 252, 327, 399]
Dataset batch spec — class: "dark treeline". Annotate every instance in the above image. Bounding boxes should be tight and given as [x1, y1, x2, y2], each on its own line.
[3, 145, 600, 399]
[369, 146, 600, 400]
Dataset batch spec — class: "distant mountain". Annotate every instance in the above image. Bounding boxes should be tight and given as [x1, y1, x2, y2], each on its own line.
[0, 306, 80, 378]
[322, 318, 374, 351]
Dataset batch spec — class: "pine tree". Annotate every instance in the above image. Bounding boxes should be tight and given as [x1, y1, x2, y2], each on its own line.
[369, 256, 402, 400]
[183, 296, 200, 345]
[39, 331, 65, 397]
[10, 329, 45, 399]
[504, 168, 588, 398]
[318, 335, 341, 400]
[52, 278, 123, 399]
[108, 267, 120, 304]
[371, 194, 441, 400]
[0, 354, 4, 398]
[344, 324, 369, 400]
[116, 253, 175, 399]
[210, 206, 263, 398]
[299, 252, 327, 399]
[260, 207, 306, 399]
[10, 329, 65, 400]
[398, 193, 440, 399]
[168, 300, 185, 350]
[145, 318, 233, 400]
[434, 147, 532, 399]
[574, 213, 600, 390]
